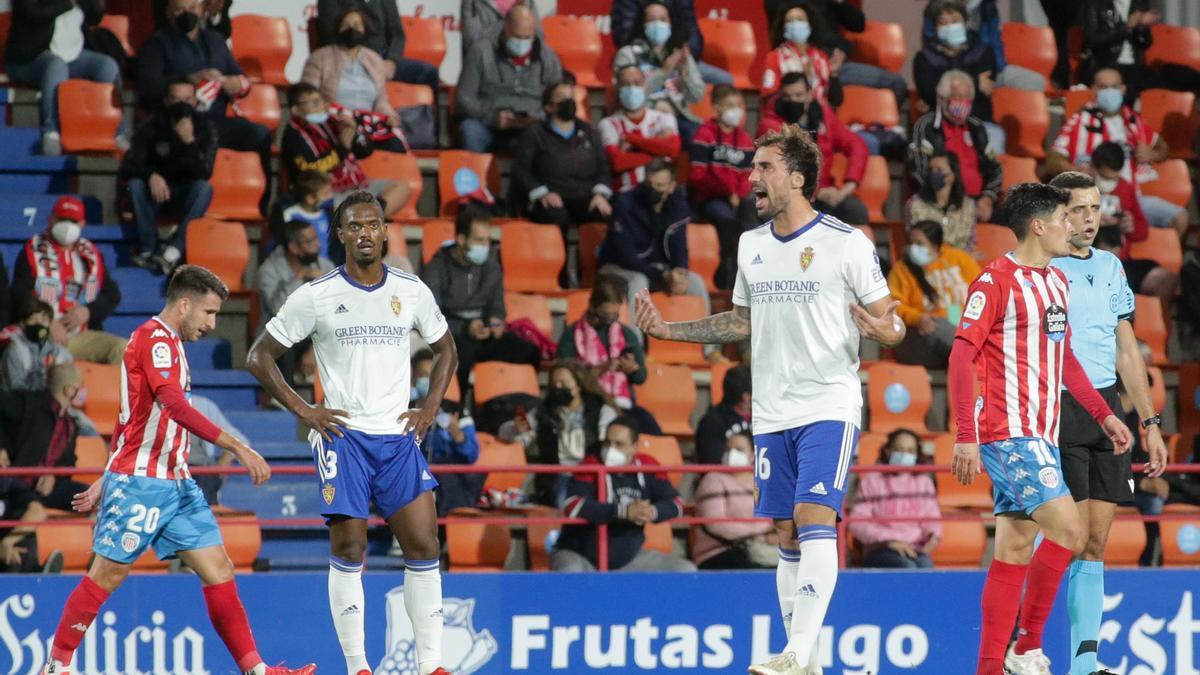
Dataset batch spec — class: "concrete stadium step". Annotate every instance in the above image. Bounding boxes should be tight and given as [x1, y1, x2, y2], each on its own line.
[0, 193, 103, 224]
[224, 410, 300, 445]
[185, 337, 232, 369]
[191, 369, 259, 408]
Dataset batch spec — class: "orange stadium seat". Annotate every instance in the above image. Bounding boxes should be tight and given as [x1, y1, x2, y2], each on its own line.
[36, 519, 94, 572]
[973, 223, 1018, 265]
[402, 16, 447, 70]
[541, 16, 603, 88]
[437, 150, 500, 216]
[866, 362, 932, 434]
[689, 85, 715, 122]
[385, 223, 409, 261]
[206, 149, 266, 221]
[1145, 23, 1200, 72]
[1138, 89, 1198, 160]
[78, 362, 120, 435]
[1139, 159, 1193, 209]
[1146, 365, 1166, 415]
[638, 435, 684, 487]
[236, 83, 282, 133]
[1106, 509, 1148, 566]
[444, 372, 462, 404]
[505, 292, 553, 339]
[1128, 227, 1183, 274]
[1160, 504, 1200, 566]
[646, 293, 708, 366]
[186, 218, 249, 291]
[855, 432, 888, 467]
[99, 14, 132, 56]
[500, 221, 565, 294]
[644, 521, 675, 555]
[708, 360, 737, 406]
[219, 516, 262, 572]
[1001, 23, 1057, 88]
[997, 154, 1039, 192]
[635, 364, 698, 436]
[573, 85, 591, 122]
[477, 432, 527, 492]
[1063, 88, 1093, 119]
[73, 436, 109, 483]
[930, 519, 987, 568]
[936, 470, 994, 512]
[447, 522, 510, 571]
[386, 81, 435, 109]
[829, 154, 888, 223]
[58, 80, 121, 153]
[472, 362, 539, 405]
[838, 85, 900, 129]
[697, 18, 757, 89]
[231, 15, 291, 86]
[843, 20, 907, 73]
[578, 222, 608, 287]
[564, 289, 630, 327]
[1134, 294, 1168, 365]
[358, 151, 422, 219]
[422, 219, 456, 264]
[992, 88, 1050, 158]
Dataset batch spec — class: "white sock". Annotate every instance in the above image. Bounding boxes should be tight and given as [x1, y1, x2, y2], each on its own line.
[776, 547, 801, 635]
[404, 559, 444, 675]
[329, 557, 370, 674]
[244, 665, 266, 675]
[783, 526, 839, 665]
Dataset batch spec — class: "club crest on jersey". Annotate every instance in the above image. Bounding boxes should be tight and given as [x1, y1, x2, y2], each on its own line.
[391, 295, 402, 316]
[322, 482, 336, 505]
[799, 246, 815, 271]
[1038, 467, 1061, 489]
[120, 532, 140, 553]
[1043, 304, 1067, 342]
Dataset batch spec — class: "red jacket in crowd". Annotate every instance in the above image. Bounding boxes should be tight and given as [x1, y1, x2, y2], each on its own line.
[687, 118, 754, 204]
[757, 98, 867, 190]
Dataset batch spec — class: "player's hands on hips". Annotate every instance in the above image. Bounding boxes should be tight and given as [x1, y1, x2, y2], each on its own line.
[634, 289, 669, 339]
[398, 407, 436, 442]
[850, 300, 902, 344]
[1144, 425, 1168, 478]
[72, 479, 103, 513]
[298, 403, 349, 442]
[1102, 415, 1133, 455]
[950, 442, 982, 484]
[234, 444, 271, 486]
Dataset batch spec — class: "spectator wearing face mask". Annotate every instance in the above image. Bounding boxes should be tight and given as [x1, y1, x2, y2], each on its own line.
[599, 65, 682, 194]
[258, 220, 335, 321]
[908, 69, 1002, 224]
[612, 0, 705, 144]
[846, 429, 941, 569]
[888, 220, 980, 369]
[610, 0, 733, 86]
[918, 0, 1046, 98]
[694, 364, 752, 465]
[461, 0, 542, 60]
[511, 81, 613, 233]
[2, 299, 73, 392]
[456, 4, 562, 153]
[553, 416, 693, 571]
[688, 85, 757, 290]
[906, 149, 976, 249]
[10, 196, 126, 365]
[693, 432, 778, 569]
[316, 0, 441, 92]
[414, 361, 482, 517]
[1046, 68, 1186, 238]
[762, 1, 841, 106]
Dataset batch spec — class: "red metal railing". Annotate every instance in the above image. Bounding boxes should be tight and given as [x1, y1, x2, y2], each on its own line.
[2, 463, 1197, 571]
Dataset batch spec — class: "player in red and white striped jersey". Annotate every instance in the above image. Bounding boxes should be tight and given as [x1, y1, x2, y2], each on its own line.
[948, 184, 1132, 675]
[42, 266, 312, 675]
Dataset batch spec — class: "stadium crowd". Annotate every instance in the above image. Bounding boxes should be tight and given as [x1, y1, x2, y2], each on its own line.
[0, 0, 1197, 574]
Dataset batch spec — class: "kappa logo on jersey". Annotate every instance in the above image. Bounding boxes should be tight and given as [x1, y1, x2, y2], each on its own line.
[1012, 467, 1030, 481]
[151, 341, 172, 369]
[113, 474, 130, 483]
[1038, 467, 1061, 489]
[99, 535, 116, 548]
[151, 329, 169, 338]
[978, 272, 993, 284]
[1043, 304, 1068, 343]
[335, 304, 349, 314]
[379, 590, 497, 675]
[752, 254, 763, 265]
[1022, 485, 1039, 498]
[800, 246, 815, 271]
[964, 291, 987, 321]
[1008, 452, 1023, 465]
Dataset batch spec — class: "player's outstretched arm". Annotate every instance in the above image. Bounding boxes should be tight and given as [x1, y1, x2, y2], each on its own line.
[1115, 320, 1167, 476]
[636, 289, 751, 344]
[246, 331, 349, 442]
[398, 331, 458, 441]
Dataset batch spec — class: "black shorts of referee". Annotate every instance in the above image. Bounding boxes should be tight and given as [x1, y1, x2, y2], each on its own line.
[1060, 384, 1133, 504]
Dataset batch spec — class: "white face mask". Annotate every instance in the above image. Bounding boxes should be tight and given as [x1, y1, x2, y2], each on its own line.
[603, 444, 628, 467]
[719, 106, 744, 128]
[51, 220, 82, 246]
[724, 448, 751, 467]
[888, 451, 918, 467]
[1095, 176, 1119, 194]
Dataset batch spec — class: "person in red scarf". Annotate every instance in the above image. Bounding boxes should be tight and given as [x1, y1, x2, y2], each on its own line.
[11, 196, 126, 365]
[281, 82, 410, 219]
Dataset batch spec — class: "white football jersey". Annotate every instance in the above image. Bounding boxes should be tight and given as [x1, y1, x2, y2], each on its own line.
[266, 266, 448, 435]
[732, 214, 890, 433]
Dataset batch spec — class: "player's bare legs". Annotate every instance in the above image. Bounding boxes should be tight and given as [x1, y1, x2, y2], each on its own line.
[388, 492, 445, 675]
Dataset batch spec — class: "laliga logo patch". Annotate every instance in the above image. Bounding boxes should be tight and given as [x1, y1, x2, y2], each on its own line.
[799, 246, 815, 272]
[963, 291, 987, 321]
[121, 532, 140, 554]
[1043, 304, 1067, 342]
[378, 590, 497, 674]
[1038, 467, 1060, 489]
[322, 482, 336, 505]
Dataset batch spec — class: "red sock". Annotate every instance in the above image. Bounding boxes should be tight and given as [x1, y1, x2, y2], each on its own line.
[1015, 538, 1074, 654]
[977, 559, 1027, 675]
[51, 576, 111, 662]
[202, 580, 263, 672]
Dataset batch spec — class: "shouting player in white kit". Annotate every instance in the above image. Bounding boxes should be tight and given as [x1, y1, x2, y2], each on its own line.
[247, 191, 457, 675]
[637, 125, 905, 675]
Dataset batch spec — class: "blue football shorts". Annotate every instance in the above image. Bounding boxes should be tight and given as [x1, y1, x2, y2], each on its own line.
[310, 428, 438, 520]
[753, 421, 859, 519]
[981, 436, 1072, 516]
[92, 472, 223, 563]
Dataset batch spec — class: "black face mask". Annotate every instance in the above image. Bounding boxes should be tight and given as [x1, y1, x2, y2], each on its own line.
[546, 386, 573, 407]
[298, 252, 320, 266]
[174, 11, 200, 33]
[338, 28, 366, 48]
[554, 98, 577, 121]
[24, 323, 48, 345]
[166, 101, 194, 123]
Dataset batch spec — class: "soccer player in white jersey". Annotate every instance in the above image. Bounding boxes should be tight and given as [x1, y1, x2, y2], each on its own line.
[247, 191, 458, 675]
[637, 124, 906, 675]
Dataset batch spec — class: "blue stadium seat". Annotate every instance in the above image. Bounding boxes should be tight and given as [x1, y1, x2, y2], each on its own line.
[185, 338, 232, 369]
[224, 410, 299, 445]
[256, 441, 312, 459]
[219, 472, 324, 520]
[0, 174, 70, 192]
[111, 295, 162, 315]
[0, 194, 102, 225]
[190, 369, 259, 408]
[103, 315, 152, 338]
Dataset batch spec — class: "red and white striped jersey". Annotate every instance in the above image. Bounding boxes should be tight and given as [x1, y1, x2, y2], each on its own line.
[954, 255, 1072, 446]
[1051, 105, 1159, 185]
[107, 317, 193, 479]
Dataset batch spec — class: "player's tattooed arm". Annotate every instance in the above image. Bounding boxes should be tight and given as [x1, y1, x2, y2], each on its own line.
[666, 304, 752, 343]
